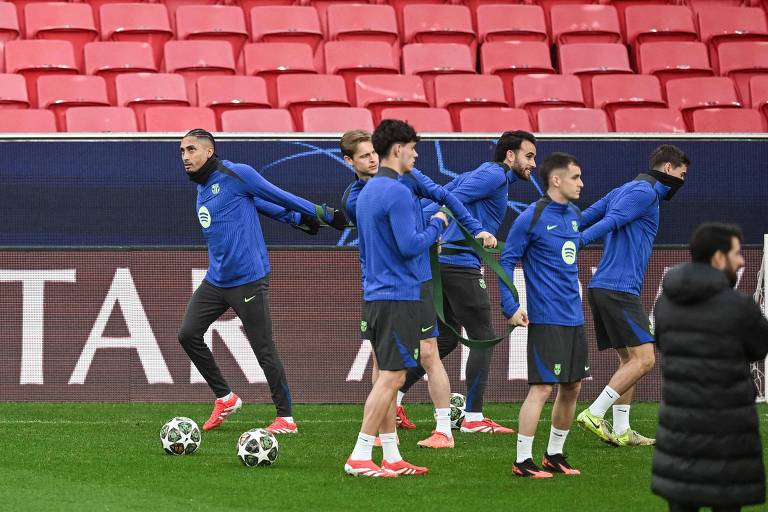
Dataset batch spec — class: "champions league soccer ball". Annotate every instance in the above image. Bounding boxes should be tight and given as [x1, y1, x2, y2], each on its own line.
[237, 428, 279, 467]
[160, 417, 201, 455]
[450, 393, 466, 429]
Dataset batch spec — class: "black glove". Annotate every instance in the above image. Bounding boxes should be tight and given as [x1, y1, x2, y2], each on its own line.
[324, 207, 349, 231]
[292, 213, 320, 235]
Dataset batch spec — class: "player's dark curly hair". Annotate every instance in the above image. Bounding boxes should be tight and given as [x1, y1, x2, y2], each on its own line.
[372, 119, 420, 159]
[493, 130, 536, 163]
[184, 128, 217, 155]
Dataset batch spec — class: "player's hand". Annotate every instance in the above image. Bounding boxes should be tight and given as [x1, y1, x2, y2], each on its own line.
[508, 308, 529, 327]
[292, 213, 320, 235]
[476, 231, 497, 249]
[432, 211, 449, 228]
[437, 236, 442, 254]
[322, 206, 348, 231]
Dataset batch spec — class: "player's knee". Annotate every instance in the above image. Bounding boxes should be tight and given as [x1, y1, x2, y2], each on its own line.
[529, 384, 553, 400]
[560, 381, 581, 398]
[177, 326, 194, 347]
[638, 351, 656, 373]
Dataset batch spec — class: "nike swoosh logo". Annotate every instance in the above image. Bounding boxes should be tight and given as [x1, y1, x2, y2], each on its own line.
[584, 366, 590, 372]
[547, 225, 557, 230]
[244, 296, 256, 303]
[421, 325, 434, 333]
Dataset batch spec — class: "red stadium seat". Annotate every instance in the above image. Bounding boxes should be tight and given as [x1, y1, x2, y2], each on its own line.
[624, 5, 697, 47]
[37, 75, 110, 131]
[301, 107, 374, 132]
[665, 76, 741, 128]
[25, 2, 97, 71]
[476, 4, 548, 44]
[164, 41, 236, 107]
[176, 6, 249, 60]
[379, 107, 454, 132]
[197, 75, 270, 130]
[231, 0, 292, 29]
[403, 4, 475, 46]
[0, 108, 56, 132]
[750, 75, 768, 112]
[85, 42, 157, 105]
[244, 42, 318, 107]
[327, 4, 399, 46]
[277, 74, 350, 128]
[512, 74, 585, 123]
[458, 107, 533, 132]
[163, 0, 218, 32]
[100, 4, 172, 68]
[691, 108, 765, 132]
[4, 39, 78, 108]
[0, 3, 21, 43]
[537, 107, 610, 132]
[144, 106, 216, 132]
[550, 4, 622, 45]
[220, 108, 295, 132]
[480, 41, 555, 104]
[558, 43, 633, 105]
[637, 41, 714, 88]
[355, 74, 429, 123]
[591, 74, 666, 125]
[65, 106, 138, 132]
[386, 0, 444, 35]
[434, 74, 508, 127]
[0, 73, 29, 109]
[612, 107, 686, 132]
[250, 6, 323, 53]
[324, 41, 398, 104]
[116, 73, 190, 131]
[402, 43, 475, 105]
[718, 41, 768, 106]
[698, 6, 768, 72]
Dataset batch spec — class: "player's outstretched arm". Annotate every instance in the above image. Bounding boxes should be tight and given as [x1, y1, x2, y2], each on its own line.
[580, 188, 656, 247]
[579, 193, 609, 231]
[409, 170, 485, 237]
[499, 210, 531, 320]
[388, 192, 446, 258]
[254, 199, 321, 235]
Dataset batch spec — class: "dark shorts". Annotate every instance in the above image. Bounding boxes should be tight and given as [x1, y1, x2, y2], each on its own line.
[527, 324, 590, 384]
[588, 287, 654, 351]
[362, 300, 421, 371]
[440, 265, 495, 341]
[418, 281, 439, 340]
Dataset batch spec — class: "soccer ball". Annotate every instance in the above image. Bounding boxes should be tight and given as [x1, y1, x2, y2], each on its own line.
[160, 417, 201, 455]
[450, 393, 466, 429]
[237, 428, 279, 467]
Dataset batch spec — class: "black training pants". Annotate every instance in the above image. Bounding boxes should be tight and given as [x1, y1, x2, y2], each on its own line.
[177, 276, 292, 416]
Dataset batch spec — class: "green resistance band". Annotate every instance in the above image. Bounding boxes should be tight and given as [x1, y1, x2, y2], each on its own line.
[314, 204, 356, 229]
[430, 208, 519, 349]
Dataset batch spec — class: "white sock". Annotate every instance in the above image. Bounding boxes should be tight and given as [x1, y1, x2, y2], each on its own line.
[396, 391, 405, 406]
[350, 432, 375, 461]
[516, 434, 534, 463]
[588, 386, 620, 418]
[435, 408, 453, 437]
[219, 391, 233, 401]
[380, 432, 402, 463]
[547, 427, 569, 455]
[280, 416, 294, 424]
[612, 405, 630, 435]
[465, 411, 483, 422]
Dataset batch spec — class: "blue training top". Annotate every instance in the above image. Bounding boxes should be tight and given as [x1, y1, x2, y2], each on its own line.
[423, 161, 518, 269]
[356, 167, 446, 301]
[580, 173, 671, 296]
[499, 196, 583, 326]
[196, 159, 321, 288]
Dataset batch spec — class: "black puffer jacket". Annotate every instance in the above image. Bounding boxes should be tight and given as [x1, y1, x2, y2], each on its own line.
[652, 262, 768, 507]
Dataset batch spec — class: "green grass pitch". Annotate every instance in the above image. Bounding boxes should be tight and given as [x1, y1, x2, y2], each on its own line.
[1, 402, 766, 511]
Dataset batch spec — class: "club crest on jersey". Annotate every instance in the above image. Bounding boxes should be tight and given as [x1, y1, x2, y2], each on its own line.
[413, 348, 420, 360]
[572, 220, 578, 232]
[553, 363, 561, 376]
[360, 320, 367, 332]
[478, 278, 487, 289]
[561, 241, 577, 265]
[198, 206, 211, 228]
[211, 183, 220, 194]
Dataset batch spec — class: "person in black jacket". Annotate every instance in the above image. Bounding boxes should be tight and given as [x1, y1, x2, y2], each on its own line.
[652, 222, 768, 512]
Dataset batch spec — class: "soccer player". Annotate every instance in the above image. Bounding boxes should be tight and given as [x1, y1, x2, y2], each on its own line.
[341, 129, 496, 448]
[177, 129, 347, 434]
[398, 130, 537, 434]
[576, 145, 689, 446]
[500, 153, 587, 478]
[345, 120, 448, 477]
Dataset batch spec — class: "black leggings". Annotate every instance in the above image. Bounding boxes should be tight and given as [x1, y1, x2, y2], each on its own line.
[177, 277, 292, 416]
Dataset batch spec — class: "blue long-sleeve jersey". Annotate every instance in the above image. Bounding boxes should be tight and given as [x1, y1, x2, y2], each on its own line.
[196, 159, 320, 288]
[356, 167, 445, 301]
[253, 198, 301, 225]
[499, 197, 583, 326]
[342, 168, 484, 284]
[580, 173, 671, 296]
[423, 161, 518, 269]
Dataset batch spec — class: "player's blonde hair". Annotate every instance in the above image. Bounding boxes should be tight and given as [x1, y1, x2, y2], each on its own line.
[340, 130, 372, 159]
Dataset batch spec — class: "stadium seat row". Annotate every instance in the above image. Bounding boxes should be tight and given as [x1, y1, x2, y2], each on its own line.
[2, 73, 767, 132]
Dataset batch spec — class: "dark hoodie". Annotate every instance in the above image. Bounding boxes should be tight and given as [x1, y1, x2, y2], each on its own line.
[652, 262, 768, 508]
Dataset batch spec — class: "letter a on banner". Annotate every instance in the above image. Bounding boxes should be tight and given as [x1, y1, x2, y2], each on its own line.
[70, 268, 172, 384]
